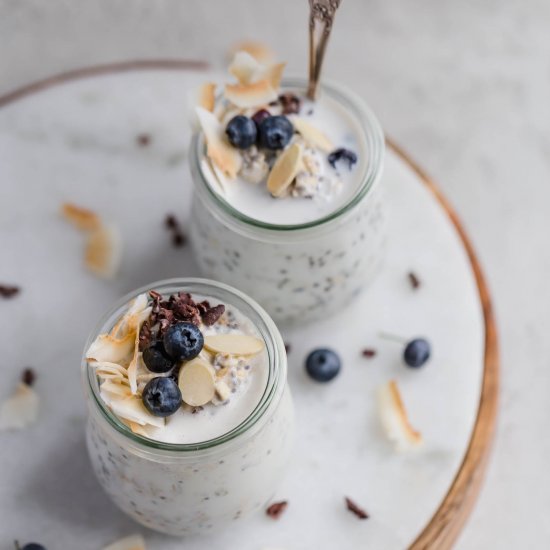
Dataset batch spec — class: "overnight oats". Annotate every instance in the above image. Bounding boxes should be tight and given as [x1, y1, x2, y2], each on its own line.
[188, 51, 385, 324]
[81, 278, 294, 536]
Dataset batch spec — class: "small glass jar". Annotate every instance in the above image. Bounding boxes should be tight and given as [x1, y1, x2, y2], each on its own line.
[189, 79, 386, 325]
[81, 278, 294, 536]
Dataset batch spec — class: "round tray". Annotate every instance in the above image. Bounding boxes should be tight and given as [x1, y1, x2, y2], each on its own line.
[0, 62, 498, 549]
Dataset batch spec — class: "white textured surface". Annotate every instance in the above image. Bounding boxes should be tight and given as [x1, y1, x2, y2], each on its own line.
[1, 0, 545, 547]
[0, 69, 483, 549]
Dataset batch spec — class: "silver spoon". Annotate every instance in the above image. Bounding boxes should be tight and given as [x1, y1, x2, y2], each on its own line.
[307, 0, 343, 100]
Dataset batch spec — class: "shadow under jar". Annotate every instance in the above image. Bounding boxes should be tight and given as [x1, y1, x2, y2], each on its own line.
[82, 278, 294, 536]
[189, 79, 386, 325]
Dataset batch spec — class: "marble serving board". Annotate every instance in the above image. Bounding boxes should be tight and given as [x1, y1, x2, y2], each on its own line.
[0, 67, 484, 549]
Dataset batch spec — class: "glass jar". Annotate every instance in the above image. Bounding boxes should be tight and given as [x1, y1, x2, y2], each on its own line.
[81, 278, 294, 536]
[189, 78, 386, 325]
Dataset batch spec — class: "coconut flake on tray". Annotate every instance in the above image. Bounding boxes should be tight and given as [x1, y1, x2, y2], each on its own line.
[0, 382, 39, 432]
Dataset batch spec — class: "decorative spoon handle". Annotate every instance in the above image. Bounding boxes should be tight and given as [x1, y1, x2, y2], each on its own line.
[307, 0, 342, 100]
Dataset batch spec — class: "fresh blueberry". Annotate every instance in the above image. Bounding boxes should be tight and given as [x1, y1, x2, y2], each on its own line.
[305, 348, 341, 382]
[252, 109, 271, 127]
[328, 148, 358, 170]
[21, 545, 47, 550]
[142, 377, 182, 417]
[143, 342, 175, 373]
[258, 115, 294, 150]
[403, 338, 431, 368]
[226, 115, 257, 149]
[163, 322, 204, 361]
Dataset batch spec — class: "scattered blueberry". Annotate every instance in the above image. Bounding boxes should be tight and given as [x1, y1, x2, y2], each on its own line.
[328, 148, 358, 170]
[163, 322, 204, 361]
[258, 115, 294, 150]
[403, 338, 431, 368]
[252, 109, 271, 127]
[305, 348, 341, 382]
[21, 545, 47, 550]
[143, 342, 175, 373]
[142, 377, 182, 417]
[225, 115, 257, 149]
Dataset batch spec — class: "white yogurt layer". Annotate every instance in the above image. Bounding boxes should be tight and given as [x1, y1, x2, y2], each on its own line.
[200, 89, 368, 225]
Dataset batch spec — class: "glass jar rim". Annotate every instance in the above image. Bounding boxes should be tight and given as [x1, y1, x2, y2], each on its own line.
[81, 277, 287, 454]
[190, 77, 385, 233]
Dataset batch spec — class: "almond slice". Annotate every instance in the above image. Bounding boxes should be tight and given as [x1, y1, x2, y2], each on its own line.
[215, 379, 232, 401]
[224, 79, 278, 109]
[61, 202, 101, 232]
[178, 357, 216, 407]
[204, 334, 264, 356]
[109, 396, 165, 428]
[267, 143, 303, 197]
[290, 116, 334, 152]
[86, 333, 135, 364]
[378, 380, 423, 451]
[229, 51, 262, 85]
[230, 41, 275, 64]
[103, 534, 147, 550]
[196, 107, 242, 179]
[85, 224, 122, 279]
[0, 383, 39, 431]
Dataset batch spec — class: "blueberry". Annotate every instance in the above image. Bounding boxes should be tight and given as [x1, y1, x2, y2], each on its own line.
[143, 342, 175, 373]
[21, 545, 47, 550]
[305, 348, 341, 382]
[403, 338, 431, 368]
[163, 322, 204, 361]
[258, 116, 294, 150]
[226, 115, 257, 149]
[328, 148, 358, 170]
[142, 377, 182, 417]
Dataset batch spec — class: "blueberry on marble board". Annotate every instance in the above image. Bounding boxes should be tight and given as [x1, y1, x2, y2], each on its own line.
[142, 377, 182, 417]
[403, 338, 431, 368]
[305, 348, 341, 382]
[163, 322, 204, 361]
[258, 115, 294, 150]
[226, 115, 257, 149]
[143, 342, 175, 373]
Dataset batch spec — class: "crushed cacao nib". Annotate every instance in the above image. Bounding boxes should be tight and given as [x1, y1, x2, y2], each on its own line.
[136, 133, 151, 147]
[0, 285, 20, 299]
[191, 406, 204, 414]
[328, 148, 357, 170]
[345, 497, 369, 519]
[408, 271, 421, 289]
[138, 321, 153, 351]
[202, 304, 226, 326]
[279, 93, 301, 114]
[361, 348, 377, 358]
[266, 500, 288, 519]
[172, 233, 186, 247]
[164, 213, 187, 248]
[21, 368, 36, 387]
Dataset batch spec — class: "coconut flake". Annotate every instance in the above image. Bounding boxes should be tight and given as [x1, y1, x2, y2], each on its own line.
[109, 396, 165, 429]
[229, 51, 262, 85]
[85, 224, 122, 279]
[378, 380, 423, 451]
[103, 534, 147, 550]
[257, 62, 286, 90]
[0, 383, 39, 431]
[224, 79, 278, 109]
[229, 41, 275, 64]
[86, 333, 135, 364]
[127, 307, 153, 395]
[61, 202, 101, 232]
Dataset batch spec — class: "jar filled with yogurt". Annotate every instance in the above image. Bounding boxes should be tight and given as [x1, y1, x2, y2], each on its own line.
[81, 278, 294, 536]
[188, 51, 385, 324]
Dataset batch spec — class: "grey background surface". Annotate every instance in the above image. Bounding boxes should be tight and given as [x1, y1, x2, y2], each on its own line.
[1, 0, 549, 547]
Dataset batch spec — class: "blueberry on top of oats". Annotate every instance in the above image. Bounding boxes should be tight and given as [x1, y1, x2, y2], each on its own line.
[163, 322, 204, 362]
[226, 115, 257, 149]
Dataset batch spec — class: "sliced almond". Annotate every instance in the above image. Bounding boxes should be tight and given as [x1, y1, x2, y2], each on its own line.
[204, 334, 264, 356]
[224, 79, 278, 109]
[215, 379, 232, 402]
[109, 396, 165, 429]
[178, 357, 216, 407]
[0, 382, 39, 431]
[267, 143, 303, 197]
[229, 51, 262, 85]
[86, 333, 135, 364]
[85, 224, 122, 279]
[61, 202, 101, 232]
[103, 534, 147, 550]
[196, 107, 242, 179]
[378, 380, 423, 451]
[230, 41, 275, 64]
[290, 116, 334, 152]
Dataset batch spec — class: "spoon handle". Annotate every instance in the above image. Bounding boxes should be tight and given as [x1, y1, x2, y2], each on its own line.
[307, 0, 342, 100]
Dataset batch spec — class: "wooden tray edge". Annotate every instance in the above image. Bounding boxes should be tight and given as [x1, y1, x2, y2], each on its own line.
[0, 64, 499, 549]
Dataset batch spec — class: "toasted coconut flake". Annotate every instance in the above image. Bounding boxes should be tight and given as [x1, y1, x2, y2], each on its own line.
[103, 534, 147, 550]
[109, 396, 165, 428]
[0, 383, 39, 431]
[110, 293, 149, 339]
[196, 107, 242, 179]
[378, 380, 423, 451]
[267, 143, 303, 197]
[91, 361, 128, 377]
[127, 307, 153, 395]
[120, 418, 152, 438]
[87, 333, 135, 364]
[229, 51, 262, 85]
[257, 62, 286, 90]
[230, 41, 275, 64]
[199, 82, 216, 112]
[85, 224, 122, 279]
[61, 202, 101, 232]
[224, 79, 278, 109]
[101, 380, 133, 398]
[290, 116, 334, 152]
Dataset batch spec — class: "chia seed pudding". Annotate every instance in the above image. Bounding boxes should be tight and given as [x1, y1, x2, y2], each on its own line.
[82, 278, 294, 536]
[188, 52, 386, 324]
